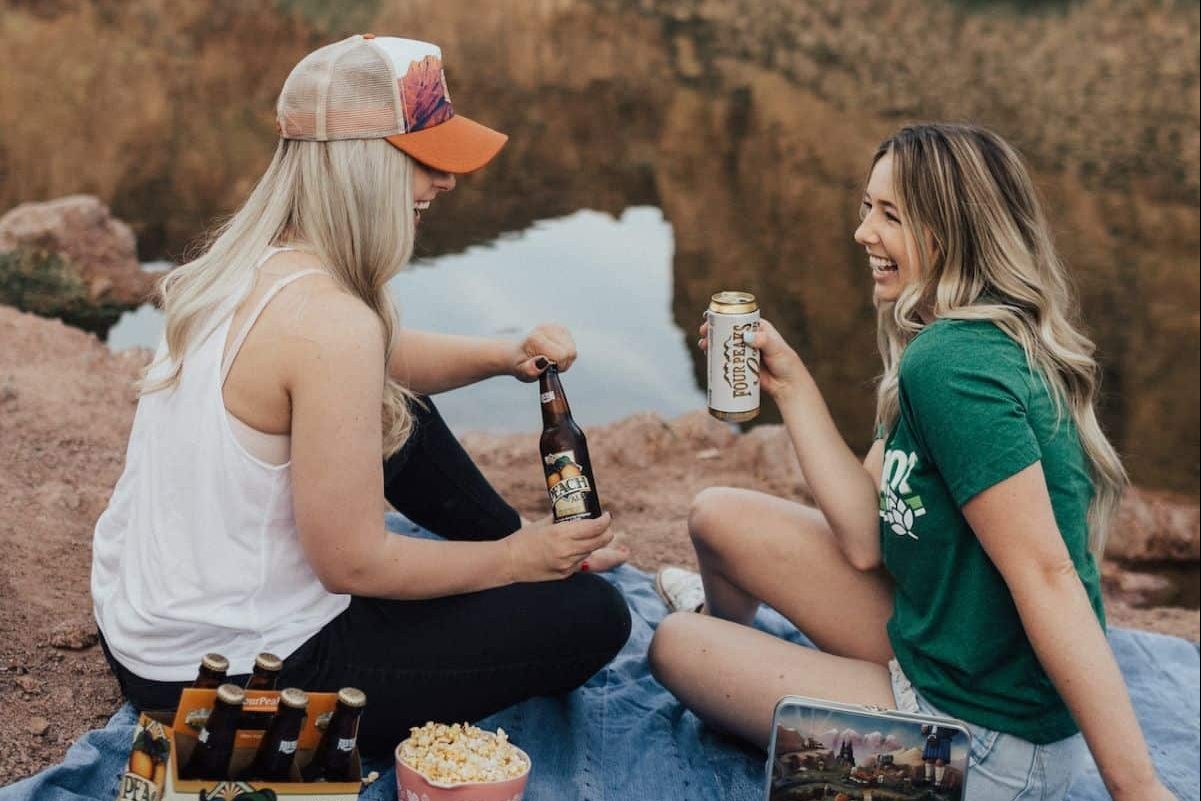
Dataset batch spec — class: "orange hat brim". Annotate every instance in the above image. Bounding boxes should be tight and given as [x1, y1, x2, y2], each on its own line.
[385, 114, 508, 174]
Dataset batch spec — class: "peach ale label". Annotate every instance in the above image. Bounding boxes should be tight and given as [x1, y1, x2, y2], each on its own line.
[543, 450, 593, 521]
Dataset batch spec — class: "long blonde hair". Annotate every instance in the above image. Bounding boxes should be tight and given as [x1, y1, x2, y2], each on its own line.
[872, 123, 1127, 556]
[141, 137, 418, 455]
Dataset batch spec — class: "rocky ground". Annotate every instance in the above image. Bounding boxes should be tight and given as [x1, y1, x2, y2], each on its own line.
[0, 303, 1197, 786]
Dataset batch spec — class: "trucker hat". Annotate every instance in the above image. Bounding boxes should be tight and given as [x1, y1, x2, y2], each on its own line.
[276, 34, 507, 173]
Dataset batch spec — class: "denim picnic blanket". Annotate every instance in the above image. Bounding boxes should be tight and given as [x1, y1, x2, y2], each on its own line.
[4, 515, 1198, 801]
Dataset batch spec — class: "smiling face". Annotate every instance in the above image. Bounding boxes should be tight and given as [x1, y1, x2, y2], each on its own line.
[854, 152, 923, 303]
[411, 160, 457, 224]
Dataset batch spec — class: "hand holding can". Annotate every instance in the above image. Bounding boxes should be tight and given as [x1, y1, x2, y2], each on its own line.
[701, 315, 806, 401]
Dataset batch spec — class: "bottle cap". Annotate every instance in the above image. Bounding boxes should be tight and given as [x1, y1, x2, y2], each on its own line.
[201, 653, 230, 673]
[279, 687, 309, 710]
[337, 687, 367, 708]
[216, 683, 246, 706]
[254, 652, 283, 672]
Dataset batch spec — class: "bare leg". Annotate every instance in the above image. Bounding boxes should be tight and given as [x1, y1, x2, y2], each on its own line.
[649, 487, 896, 746]
[689, 487, 893, 662]
[649, 613, 896, 749]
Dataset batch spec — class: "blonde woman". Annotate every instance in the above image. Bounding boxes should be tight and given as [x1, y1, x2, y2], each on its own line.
[91, 35, 630, 757]
[649, 124, 1174, 801]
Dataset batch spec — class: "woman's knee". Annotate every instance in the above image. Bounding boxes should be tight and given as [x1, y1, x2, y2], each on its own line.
[688, 486, 742, 549]
[563, 573, 632, 662]
[648, 611, 701, 688]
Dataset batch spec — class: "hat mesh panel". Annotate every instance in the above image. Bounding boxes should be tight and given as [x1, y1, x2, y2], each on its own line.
[278, 39, 402, 140]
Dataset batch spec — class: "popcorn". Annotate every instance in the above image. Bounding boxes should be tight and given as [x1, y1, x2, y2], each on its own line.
[398, 722, 529, 785]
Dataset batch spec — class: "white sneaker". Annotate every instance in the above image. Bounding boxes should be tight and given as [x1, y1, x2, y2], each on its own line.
[654, 567, 706, 613]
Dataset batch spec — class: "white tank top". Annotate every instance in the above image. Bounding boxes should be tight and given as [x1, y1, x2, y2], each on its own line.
[91, 247, 351, 682]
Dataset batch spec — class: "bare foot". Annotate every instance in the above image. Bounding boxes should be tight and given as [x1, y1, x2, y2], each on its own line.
[582, 532, 630, 573]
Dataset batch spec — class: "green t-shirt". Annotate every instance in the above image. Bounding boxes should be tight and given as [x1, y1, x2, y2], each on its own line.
[879, 318, 1103, 744]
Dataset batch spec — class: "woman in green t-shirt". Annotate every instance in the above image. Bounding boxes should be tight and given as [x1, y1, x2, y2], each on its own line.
[649, 123, 1175, 801]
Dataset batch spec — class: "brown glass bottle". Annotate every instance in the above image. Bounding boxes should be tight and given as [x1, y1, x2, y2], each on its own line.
[179, 683, 244, 780]
[300, 687, 366, 782]
[244, 653, 282, 691]
[243, 687, 308, 782]
[192, 653, 229, 689]
[539, 365, 602, 522]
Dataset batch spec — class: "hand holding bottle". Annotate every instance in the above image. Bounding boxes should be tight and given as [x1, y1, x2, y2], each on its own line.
[503, 513, 613, 581]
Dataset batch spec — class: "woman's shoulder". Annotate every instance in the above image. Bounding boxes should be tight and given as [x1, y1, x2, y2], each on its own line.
[267, 266, 381, 329]
[900, 318, 1027, 383]
[263, 270, 386, 362]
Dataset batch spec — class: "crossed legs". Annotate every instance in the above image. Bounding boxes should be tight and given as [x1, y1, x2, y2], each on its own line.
[648, 487, 897, 749]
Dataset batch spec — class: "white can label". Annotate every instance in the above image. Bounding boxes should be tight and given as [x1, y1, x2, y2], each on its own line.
[707, 309, 760, 416]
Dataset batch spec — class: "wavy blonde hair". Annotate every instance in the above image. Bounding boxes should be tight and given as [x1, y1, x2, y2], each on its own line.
[141, 137, 419, 455]
[871, 123, 1127, 556]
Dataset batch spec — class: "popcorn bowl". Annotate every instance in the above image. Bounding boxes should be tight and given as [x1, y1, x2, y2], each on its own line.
[394, 729, 530, 801]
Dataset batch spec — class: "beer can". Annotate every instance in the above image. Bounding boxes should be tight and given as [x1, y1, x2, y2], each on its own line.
[707, 291, 760, 422]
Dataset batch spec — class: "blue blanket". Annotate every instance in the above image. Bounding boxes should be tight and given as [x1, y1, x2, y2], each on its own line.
[4, 563, 1197, 801]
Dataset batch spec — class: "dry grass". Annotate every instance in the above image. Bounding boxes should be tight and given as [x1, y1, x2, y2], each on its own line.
[0, 0, 322, 255]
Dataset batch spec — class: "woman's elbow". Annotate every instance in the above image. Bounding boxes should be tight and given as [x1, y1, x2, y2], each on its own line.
[1020, 556, 1082, 596]
[309, 555, 371, 596]
[314, 568, 357, 596]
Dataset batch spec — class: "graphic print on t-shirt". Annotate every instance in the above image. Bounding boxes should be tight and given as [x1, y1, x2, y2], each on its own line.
[880, 447, 927, 540]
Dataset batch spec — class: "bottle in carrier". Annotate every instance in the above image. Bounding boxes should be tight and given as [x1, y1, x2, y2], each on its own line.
[191, 653, 229, 689]
[300, 687, 367, 782]
[244, 687, 309, 782]
[538, 364, 602, 522]
[244, 652, 282, 691]
[179, 683, 244, 780]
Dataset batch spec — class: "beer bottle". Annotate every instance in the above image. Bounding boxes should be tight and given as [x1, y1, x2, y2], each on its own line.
[244, 653, 282, 691]
[244, 687, 308, 782]
[300, 687, 366, 782]
[539, 364, 602, 522]
[192, 653, 229, 689]
[179, 683, 244, 780]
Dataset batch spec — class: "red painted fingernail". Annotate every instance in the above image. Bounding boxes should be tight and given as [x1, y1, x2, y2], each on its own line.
[580, 561, 590, 572]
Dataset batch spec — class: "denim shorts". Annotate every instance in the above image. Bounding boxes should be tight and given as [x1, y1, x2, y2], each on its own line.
[889, 660, 1087, 801]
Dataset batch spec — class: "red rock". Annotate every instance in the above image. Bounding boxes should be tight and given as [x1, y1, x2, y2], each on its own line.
[48, 622, 99, 651]
[0, 194, 156, 308]
[1101, 562, 1180, 608]
[1109, 487, 1201, 563]
[732, 424, 811, 500]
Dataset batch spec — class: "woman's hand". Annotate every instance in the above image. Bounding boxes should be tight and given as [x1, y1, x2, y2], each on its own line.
[510, 323, 577, 382]
[698, 316, 808, 399]
[503, 513, 613, 581]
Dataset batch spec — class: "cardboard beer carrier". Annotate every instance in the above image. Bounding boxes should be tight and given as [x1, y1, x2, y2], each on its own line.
[117, 688, 362, 801]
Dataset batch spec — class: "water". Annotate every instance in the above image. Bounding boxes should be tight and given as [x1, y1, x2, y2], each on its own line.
[106, 207, 708, 433]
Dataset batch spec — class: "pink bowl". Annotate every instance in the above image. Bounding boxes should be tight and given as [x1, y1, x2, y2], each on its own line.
[394, 741, 530, 801]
